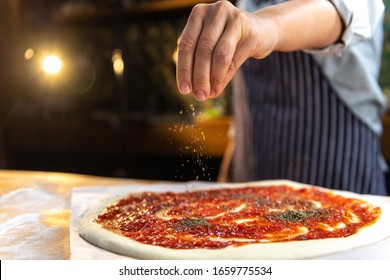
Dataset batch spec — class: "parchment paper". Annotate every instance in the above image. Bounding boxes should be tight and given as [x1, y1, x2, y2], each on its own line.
[0, 187, 70, 259]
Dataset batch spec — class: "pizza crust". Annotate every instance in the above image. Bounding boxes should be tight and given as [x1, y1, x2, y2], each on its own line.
[79, 180, 390, 259]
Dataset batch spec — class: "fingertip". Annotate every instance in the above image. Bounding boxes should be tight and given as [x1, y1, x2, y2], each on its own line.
[180, 82, 191, 94]
[209, 89, 217, 99]
[194, 90, 207, 101]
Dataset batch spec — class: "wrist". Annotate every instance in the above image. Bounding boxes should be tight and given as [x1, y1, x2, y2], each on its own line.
[250, 9, 282, 58]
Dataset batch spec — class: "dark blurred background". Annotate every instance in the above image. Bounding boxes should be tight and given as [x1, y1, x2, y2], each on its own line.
[0, 0, 232, 181]
[0, 0, 389, 186]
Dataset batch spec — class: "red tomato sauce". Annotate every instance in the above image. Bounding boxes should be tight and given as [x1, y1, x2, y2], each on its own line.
[94, 185, 381, 249]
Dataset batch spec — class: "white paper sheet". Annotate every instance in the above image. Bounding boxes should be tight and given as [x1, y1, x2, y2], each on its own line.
[0, 187, 70, 259]
[70, 182, 390, 260]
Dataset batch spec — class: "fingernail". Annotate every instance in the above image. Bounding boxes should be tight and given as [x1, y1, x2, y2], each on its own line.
[180, 82, 191, 94]
[195, 90, 206, 101]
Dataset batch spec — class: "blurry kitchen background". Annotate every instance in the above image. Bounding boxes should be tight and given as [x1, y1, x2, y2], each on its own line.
[0, 0, 389, 186]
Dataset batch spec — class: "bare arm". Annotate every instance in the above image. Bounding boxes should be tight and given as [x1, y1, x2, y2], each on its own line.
[258, 0, 342, 52]
[176, 0, 343, 101]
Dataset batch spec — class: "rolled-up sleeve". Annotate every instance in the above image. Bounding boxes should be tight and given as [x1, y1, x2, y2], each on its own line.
[306, 0, 385, 56]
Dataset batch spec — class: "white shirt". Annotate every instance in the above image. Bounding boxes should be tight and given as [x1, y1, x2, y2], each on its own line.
[237, 0, 387, 135]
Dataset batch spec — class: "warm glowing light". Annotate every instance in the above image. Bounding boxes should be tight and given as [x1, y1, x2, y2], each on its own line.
[24, 48, 34, 60]
[42, 55, 62, 74]
[112, 49, 124, 77]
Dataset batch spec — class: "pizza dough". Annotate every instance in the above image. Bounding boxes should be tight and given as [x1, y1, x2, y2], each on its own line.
[79, 180, 390, 259]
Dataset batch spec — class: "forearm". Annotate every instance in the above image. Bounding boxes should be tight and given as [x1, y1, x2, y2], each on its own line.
[253, 0, 343, 53]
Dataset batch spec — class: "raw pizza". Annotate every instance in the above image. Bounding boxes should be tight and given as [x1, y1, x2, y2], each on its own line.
[79, 180, 390, 259]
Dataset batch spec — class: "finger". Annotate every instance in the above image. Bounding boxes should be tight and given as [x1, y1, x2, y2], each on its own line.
[207, 40, 251, 100]
[209, 19, 241, 98]
[176, 5, 204, 95]
[220, 40, 251, 93]
[192, 4, 228, 101]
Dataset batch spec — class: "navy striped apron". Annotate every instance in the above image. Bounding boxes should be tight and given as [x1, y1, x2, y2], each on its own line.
[230, 51, 387, 195]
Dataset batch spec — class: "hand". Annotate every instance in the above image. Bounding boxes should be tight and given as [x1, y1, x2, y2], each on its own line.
[176, 1, 279, 101]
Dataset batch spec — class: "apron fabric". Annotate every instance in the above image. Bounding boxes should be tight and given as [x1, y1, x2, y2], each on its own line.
[230, 51, 387, 195]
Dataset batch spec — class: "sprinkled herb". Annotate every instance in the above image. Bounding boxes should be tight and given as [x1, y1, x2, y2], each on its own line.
[266, 209, 330, 224]
[219, 205, 233, 211]
[254, 198, 315, 209]
[175, 216, 209, 231]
